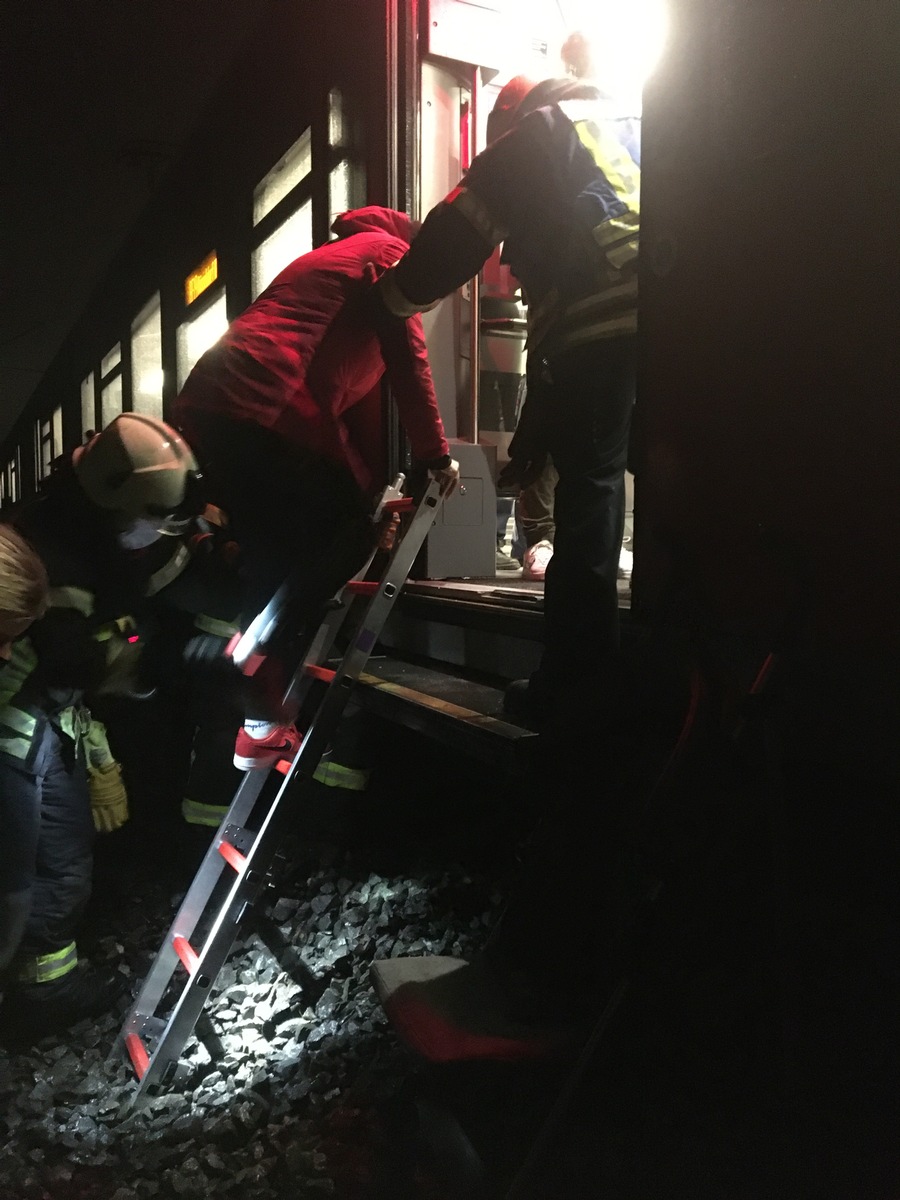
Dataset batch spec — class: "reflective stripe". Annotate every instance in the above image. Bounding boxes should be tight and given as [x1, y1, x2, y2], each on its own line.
[0, 639, 38, 708]
[312, 758, 371, 792]
[18, 941, 78, 984]
[194, 613, 240, 639]
[529, 276, 638, 353]
[0, 707, 37, 737]
[560, 101, 642, 210]
[181, 797, 230, 828]
[146, 543, 191, 597]
[0, 735, 32, 760]
[448, 187, 508, 248]
[48, 586, 94, 616]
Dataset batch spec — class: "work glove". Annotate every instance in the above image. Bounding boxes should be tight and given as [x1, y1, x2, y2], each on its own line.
[84, 719, 129, 833]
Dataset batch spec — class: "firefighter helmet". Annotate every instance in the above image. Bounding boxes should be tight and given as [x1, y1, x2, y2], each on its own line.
[486, 75, 591, 144]
[75, 413, 202, 529]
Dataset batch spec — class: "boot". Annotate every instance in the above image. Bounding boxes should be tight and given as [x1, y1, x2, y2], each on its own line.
[0, 965, 128, 1049]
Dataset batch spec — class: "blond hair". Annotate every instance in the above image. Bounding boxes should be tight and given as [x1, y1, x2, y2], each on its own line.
[0, 525, 49, 624]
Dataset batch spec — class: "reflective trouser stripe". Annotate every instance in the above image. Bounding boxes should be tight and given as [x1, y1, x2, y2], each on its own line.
[312, 758, 371, 792]
[181, 797, 230, 828]
[0, 735, 32, 760]
[48, 586, 94, 616]
[18, 941, 78, 984]
[0, 707, 37, 737]
[194, 614, 240, 638]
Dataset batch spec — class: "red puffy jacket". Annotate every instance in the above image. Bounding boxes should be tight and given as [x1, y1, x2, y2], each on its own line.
[173, 207, 449, 494]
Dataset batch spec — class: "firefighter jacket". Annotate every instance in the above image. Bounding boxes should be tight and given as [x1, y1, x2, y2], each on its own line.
[0, 463, 145, 769]
[172, 206, 450, 497]
[380, 88, 641, 359]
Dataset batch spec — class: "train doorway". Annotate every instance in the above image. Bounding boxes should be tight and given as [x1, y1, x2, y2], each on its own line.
[402, 1, 664, 601]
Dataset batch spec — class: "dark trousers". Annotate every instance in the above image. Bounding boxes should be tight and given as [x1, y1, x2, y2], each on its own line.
[536, 337, 635, 695]
[184, 418, 376, 721]
[0, 722, 94, 974]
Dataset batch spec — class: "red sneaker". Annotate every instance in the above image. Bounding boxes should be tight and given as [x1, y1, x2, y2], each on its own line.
[233, 724, 301, 771]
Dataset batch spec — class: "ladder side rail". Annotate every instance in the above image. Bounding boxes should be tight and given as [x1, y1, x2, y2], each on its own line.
[122, 769, 269, 1024]
[331, 479, 443, 685]
[129, 478, 441, 1097]
[132, 747, 326, 1099]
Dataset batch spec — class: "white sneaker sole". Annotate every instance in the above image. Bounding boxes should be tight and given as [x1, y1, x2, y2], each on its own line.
[233, 750, 286, 771]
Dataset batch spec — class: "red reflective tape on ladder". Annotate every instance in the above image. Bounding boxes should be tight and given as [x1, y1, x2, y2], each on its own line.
[345, 581, 378, 596]
[218, 840, 247, 872]
[305, 664, 336, 683]
[383, 497, 415, 512]
[225, 633, 241, 659]
[173, 935, 200, 974]
[125, 1032, 150, 1080]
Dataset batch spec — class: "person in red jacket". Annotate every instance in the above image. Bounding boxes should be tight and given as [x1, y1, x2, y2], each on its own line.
[79, 208, 457, 770]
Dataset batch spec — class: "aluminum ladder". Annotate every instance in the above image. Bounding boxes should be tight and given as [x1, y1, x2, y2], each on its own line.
[118, 474, 443, 1101]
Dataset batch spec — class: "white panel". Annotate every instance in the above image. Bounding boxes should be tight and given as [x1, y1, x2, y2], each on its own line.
[328, 161, 351, 228]
[101, 375, 123, 429]
[251, 202, 312, 299]
[101, 343, 122, 379]
[177, 292, 228, 389]
[253, 129, 312, 226]
[52, 405, 63, 455]
[81, 374, 95, 438]
[131, 295, 164, 419]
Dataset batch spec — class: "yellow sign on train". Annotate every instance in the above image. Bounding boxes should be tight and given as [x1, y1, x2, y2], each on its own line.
[184, 252, 218, 306]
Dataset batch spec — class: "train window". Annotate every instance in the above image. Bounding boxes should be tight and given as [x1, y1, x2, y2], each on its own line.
[329, 161, 351, 228]
[253, 128, 312, 226]
[328, 88, 346, 149]
[101, 375, 123, 429]
[176, 291, 228, 389]
[3, 452, 20, 506]
[101, 343, 122, 380]
[131, 295, 164, 419]
[251, 200, 312, 299]
[81, 374, 96, 441]
[34, 416, 53, 482]
[52, 405, 64, 456]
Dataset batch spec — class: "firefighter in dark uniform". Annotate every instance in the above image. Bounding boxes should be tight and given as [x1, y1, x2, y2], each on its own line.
[0, 423, 185, 1043]
[375, 76, 641, 721]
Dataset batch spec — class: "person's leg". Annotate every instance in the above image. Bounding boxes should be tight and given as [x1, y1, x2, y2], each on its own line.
[536, 338, 635, 703]
[0, 723, 121, 1044]
[518, 459, 558, 551]
[0, 754, 42, 976]
[17, 725, 95, 984]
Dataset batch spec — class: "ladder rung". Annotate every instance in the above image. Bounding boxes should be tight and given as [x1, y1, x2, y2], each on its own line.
[172, 935, 200, 974]
[345, 580, 379, 596]
[305, 663, 336, 683]
[125, 1032, 150, 1080]
[218, 840, 247, 872]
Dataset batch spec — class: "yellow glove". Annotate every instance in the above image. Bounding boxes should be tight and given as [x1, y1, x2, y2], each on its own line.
[89, 763, 129, 832]
[84, 720, 129, 832]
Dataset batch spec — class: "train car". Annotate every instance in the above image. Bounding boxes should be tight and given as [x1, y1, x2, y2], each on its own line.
[1, 0, 897, 743]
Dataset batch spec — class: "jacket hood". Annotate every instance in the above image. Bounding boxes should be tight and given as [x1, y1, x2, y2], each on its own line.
[330, 206, 418, 244]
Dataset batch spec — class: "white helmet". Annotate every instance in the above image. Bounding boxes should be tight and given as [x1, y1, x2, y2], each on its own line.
[75, 413, 202, 529]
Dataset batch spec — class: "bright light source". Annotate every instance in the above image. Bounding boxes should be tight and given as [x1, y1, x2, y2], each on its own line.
[137, 368, 164, 397]
[563, 0, 668, 111]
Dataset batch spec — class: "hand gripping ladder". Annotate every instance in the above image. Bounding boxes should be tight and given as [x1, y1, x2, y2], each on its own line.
[119, 475, 443, 1102]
